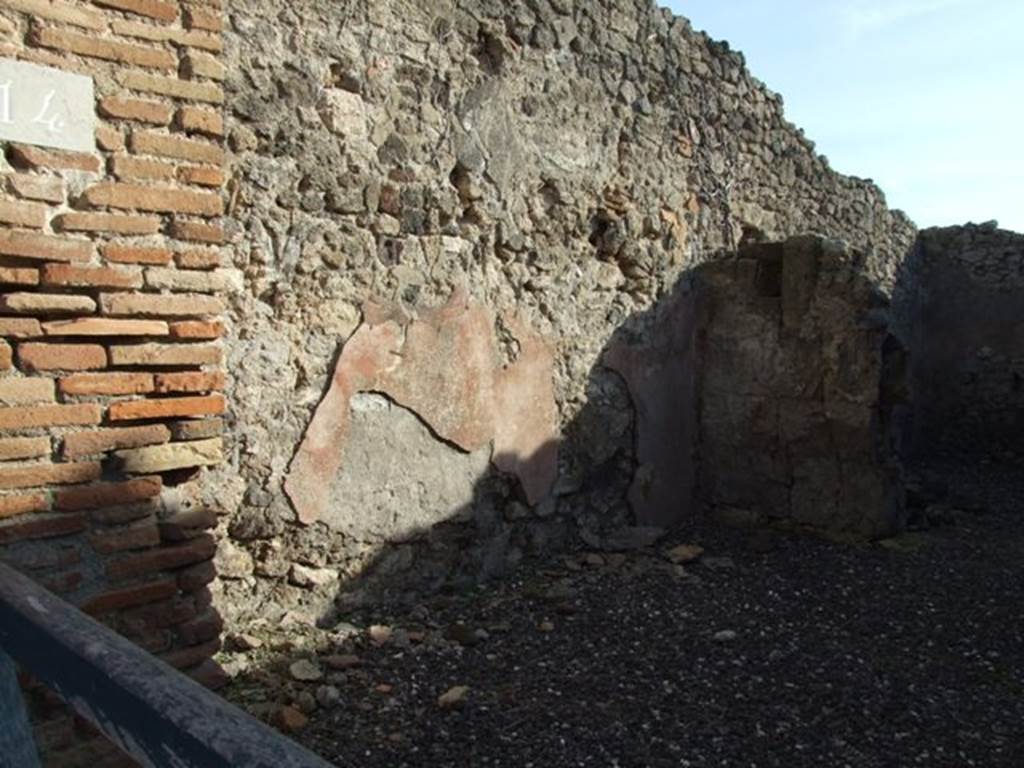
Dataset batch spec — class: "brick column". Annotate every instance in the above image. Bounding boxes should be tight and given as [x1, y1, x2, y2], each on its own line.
[0, 0, 227, 763]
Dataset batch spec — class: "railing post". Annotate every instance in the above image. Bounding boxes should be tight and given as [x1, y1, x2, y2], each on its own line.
[0, 648, 41, 768]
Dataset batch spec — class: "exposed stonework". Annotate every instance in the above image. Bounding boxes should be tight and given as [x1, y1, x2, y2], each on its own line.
[906, 224, 1024, 460]
[694, 236, 905, 537]
[211, 0, 920, 620]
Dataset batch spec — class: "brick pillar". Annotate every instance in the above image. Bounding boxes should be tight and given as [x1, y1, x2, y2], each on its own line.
[0, 0, 227, 763]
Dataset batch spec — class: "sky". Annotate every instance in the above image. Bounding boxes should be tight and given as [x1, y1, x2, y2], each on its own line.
[664, 0, 1024, 232]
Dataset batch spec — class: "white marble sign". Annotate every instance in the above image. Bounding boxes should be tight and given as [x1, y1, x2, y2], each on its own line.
[0, 59, 94, 152]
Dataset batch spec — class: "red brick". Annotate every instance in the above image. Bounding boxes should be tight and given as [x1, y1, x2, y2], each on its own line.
[42, 571, 84, 594]
[0, 403, 102, 429]
[91, 502, 162, 524]
[0, 318, 42, 337]
[0, 267, 39, 288]
[85, 182, 224, 216]
[0, 230, 93, 262]
[178, 165, 224, 187]
[109, 394, 225, 421]
[99, 97, 174, 125]
[59, 372, 154, 396]
[193, 583, 213, 612]
[185, 658, 228, 691]
[63, 425, 171, 459]
[159, 508, 216, 542]
[107, 533, 217, 580]
[80, 578, 177, 615]
[155, 372, 224, 395]
[0, 492, 49, 520]
[8, 144, 100, 173]
[122, 594, 197, 630]
[94, 0, 178, 22]
[168, 320, 224, 340]
[143, 266, 232, 292]
[169, 219, 223, 244]
[175, 106, 223, 137]
[158, 637, 221, 670]
[131, 131, 224, 164]
[110, 154, 177, 181]
[102, 243, 173, 265]
[0, 513, 87, 544]
[183, 6, 221, 31]
[0, 267, 39, 286]
[41, 263, 143, 291]
[176, 607, 223, 645]
[0, 292, 96, 314]
[111, 19, 221, 53]
[18, 343, 107, 372]
[31, 26, 177, 70]
[42, 318, 170, 336]
[0, 198, 48, 228]
[53, 475, 162, 511]
[181, 52, 225, 82]
[96, 125, 126, 152]
[5, 173, 64, 203]
[174, 248, 220, 269]
[0, 462, 101, 490]
[0, 377, 54, 404]
[3, 0, 105, 29]
[89, 522, 161, 554]
[176, 558, 216, 590]
[5, 545, 80, 571]
[169, 417, 221, 441]
[129, 629, 173, 654]
[109, 342, 221, 366]
[119, 70, 223, 104]
[115, 437, 221, 474]
[54, 211, 162, 235]
[0, 436, 50, 461]
[100, 292, 224, 317]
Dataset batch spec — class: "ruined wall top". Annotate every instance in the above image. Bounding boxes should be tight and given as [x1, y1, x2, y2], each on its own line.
[209, 0, 920, 618]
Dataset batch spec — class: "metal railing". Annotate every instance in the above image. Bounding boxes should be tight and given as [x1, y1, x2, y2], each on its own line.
[0, 562, 336, 768]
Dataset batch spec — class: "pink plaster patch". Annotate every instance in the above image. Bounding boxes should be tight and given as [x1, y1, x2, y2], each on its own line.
[285, 294, 560, 524]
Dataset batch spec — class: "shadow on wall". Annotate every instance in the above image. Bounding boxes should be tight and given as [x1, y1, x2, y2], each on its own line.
[224, 234, 911, 632]
[274, 283, 677, 618]
[903, 224, 1024, 463]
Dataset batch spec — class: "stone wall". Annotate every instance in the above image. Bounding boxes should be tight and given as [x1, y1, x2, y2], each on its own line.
[214, 0, 917, 622]
[694, 236, 905, 538]
[906, 224, 1024, 460]
[0, 0, 227, 763]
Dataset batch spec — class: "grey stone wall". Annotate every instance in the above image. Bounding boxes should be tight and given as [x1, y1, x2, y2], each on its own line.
[907, 224, 1024, 460]
[694, 237, 905, 538]
[210, 0, 918, 623]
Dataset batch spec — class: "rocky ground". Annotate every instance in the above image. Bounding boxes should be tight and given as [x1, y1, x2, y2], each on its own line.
[221, 465, 1024, 768]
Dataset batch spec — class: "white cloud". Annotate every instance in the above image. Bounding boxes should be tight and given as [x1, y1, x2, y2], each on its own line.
[839, 0, 970, 36]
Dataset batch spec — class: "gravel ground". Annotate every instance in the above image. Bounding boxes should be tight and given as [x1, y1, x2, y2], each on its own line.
[227, 467, 1024, 768]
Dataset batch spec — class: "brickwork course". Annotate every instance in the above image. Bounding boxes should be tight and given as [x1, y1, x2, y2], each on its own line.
[0, 0, 226, 762]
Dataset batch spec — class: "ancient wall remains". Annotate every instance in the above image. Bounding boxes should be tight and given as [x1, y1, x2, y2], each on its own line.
[0, 0, 1018, 762]
[214, 0, 917, 622]
[0, 0, 227, 763]
[694, 236, 905, 537]
[907, 224, 1024, 460]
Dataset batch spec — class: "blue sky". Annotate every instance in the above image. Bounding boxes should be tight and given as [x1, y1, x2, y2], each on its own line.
[665, 0, 1024, 232]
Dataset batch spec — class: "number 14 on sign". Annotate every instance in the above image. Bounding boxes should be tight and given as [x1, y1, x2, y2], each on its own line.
[0, 82, 66, 134]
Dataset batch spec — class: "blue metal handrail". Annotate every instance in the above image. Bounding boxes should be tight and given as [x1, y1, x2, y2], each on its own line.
[0, 562, 338, 768]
